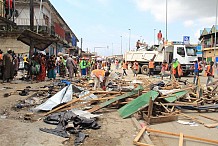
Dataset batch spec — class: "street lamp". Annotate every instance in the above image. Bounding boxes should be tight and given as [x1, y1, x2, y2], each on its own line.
[128, 29, 131, 51]
[166, 0, 168, 41]
[214, 0, 218, 61]
[120, 36, 123, 55]
[154, 29, 156, 45]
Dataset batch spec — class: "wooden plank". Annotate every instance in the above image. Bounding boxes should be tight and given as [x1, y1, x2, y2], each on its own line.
[146, 128, 218, 145]
[180, 113, 205, 125]
[144, 114, 178, 124]
[160, 102, 170, 113]
[88, 86, 143, 113]
[204, 123, 218, 128]
[179, 133, 184, 146]
[147, 97, 153, 124]
[133, 126, 147, 143]
[131, 117, 154, 145]
[199, 114, 218, 122]
[135, 142, 154, 146]
[44, 92, 93, 116]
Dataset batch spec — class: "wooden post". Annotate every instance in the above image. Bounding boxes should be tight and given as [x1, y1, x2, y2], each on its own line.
[179, 133, 184, 146]
[147, 97, 153, 124]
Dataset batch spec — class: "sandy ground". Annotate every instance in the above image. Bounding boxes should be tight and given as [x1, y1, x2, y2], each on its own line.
[0, 65, 218, 146]
[0, 69, 138, 146]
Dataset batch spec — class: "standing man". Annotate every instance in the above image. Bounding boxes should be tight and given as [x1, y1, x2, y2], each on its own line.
[133, 60, 139, 77]
[157, 30, 163, 45]
[172, 59, 182, 79]
[3, 49, 13, 82]
[148, 59, 155, 77]
[122, 60, 128, 76]
[66, 55, 76, 81]
[193, 58, 199, 85]
[80, 57, 87, 76]
[205, 61, 214, 85]
[136, 40, 141, 51]
[115, 59, 119, 70]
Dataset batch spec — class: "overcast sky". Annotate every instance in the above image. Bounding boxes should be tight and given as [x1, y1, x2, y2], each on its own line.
[50, 0, 218, 56]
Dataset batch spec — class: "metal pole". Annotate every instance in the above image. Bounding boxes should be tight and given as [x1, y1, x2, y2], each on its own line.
[29, 0, 34, 58]
[120, 36, 122, 55]
[166, 0, 168, 41]
[37, 0, 43, 33]
[128, 29, 131, 51]
[154, 29, 156, 45]
[112, 43, 113, 56]
[214, 0, 218, 61]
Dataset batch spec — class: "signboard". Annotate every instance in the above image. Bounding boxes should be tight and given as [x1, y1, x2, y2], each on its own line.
[183, 36, 190, 44]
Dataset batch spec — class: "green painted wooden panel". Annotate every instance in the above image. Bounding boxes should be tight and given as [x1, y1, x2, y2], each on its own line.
[99, 85, 143, 108]
[164, 91, 188, 103]
[118, 90, 159, 119]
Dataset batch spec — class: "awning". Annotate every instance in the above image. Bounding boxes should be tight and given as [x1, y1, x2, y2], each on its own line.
[17, 29, 58, 51]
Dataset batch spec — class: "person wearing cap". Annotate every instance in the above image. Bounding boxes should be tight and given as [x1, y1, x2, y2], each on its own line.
[91, 69, 110, 90]
[205, 61, 215, 85]
[161, 60, 168, 80]
[2, 49, 13, 82]
[193, 58, 199, 85]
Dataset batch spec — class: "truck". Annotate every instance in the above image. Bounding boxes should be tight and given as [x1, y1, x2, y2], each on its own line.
[124, 41, 198, 76]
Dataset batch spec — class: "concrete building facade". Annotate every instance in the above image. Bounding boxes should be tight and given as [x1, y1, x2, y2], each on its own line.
[0, 0, 79, 55]
[199, 25, 218, 62]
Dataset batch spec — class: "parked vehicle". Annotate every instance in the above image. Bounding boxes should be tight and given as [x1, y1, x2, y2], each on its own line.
[124, 41, 198, 76]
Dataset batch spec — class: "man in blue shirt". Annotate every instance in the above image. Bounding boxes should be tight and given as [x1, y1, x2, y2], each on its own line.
[193, 58, 199, 84]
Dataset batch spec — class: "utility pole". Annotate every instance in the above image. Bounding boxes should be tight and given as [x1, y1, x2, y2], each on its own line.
[154, 29, 156, 45]
[166, 0, 168, 41]
[112, 43, 113, 56]
[120, 36, 122, 55]
[128, 29, 131, 51]
[29, 0, 34, 58]
[214, 0, 218, 61]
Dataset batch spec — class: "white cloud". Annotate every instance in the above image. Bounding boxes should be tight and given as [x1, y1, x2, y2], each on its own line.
[134, 0, 218, 23]
[184, 20, 194, 27]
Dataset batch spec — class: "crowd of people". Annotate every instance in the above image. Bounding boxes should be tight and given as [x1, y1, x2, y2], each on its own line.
[0, 48, 216, 88]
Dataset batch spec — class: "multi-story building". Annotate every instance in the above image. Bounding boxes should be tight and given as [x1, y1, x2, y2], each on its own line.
[0, 0, 79, 55]
[199, 25, 218, 62]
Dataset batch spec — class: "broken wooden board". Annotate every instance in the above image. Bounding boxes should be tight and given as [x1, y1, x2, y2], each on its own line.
[143, 113, 178, 124]
[118, 90, 159, 119]
[88, 85, 143, 113]
[163, 91, 188, 103]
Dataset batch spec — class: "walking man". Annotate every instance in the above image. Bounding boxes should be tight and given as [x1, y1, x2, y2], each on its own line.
[3, 49, 13, 82]
[122, 60, 128, 76]
[66, 55, 76, 81]
[205, 61, 214, 85]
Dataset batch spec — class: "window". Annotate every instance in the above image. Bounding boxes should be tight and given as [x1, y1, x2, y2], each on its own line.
[186, 47, 197, 56]
[177, 47, 185, 57]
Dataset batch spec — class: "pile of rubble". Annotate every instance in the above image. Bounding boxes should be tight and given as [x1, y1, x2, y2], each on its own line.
[5, 74, 218, 145]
